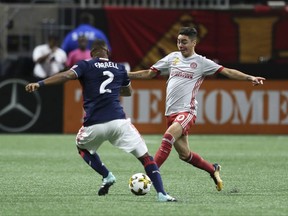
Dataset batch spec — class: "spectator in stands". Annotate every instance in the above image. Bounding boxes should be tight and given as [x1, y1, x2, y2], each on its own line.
[32, 34, 67, 79]
[66, 35, 91, 68]
[61, 14, 111, 55]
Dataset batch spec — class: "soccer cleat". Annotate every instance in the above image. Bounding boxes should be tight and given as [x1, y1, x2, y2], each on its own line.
[210, 163, 223, 191]
[157, 192, 177, 202]
[98, 172, 116, 196]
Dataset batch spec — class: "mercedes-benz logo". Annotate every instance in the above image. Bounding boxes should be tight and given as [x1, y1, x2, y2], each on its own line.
[0, 79, 41, 132]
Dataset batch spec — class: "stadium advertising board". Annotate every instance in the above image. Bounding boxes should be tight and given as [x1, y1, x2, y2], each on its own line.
[194, 80, 288, 134]
[63, 80, 288, 134]
[0, 78, 63, 133]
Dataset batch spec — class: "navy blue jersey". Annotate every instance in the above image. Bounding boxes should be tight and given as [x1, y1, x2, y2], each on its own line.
[71, 57, 130, 126]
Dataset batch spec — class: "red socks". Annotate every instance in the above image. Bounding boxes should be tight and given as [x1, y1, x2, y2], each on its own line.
[154, 133, 214, 175]
[185, 152, 215, 174]
[154, 133, 175, 168]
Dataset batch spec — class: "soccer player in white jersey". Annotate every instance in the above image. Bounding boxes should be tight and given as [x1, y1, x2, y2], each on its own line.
[128, 27, 265, 192]
[25, 40, 176, 202]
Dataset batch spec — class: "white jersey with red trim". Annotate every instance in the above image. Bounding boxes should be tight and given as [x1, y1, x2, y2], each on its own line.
[151, 51, 223, 116]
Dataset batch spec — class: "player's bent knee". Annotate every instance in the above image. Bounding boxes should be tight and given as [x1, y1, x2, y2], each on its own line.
[179, 153, 190, 161]
[138, 152, 150, 159]
[77, 146, 86, 158]
[138, 155, 156, 167]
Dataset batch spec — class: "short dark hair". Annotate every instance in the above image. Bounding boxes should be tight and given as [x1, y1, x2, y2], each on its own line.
[90, 39, 108, 57]
[178, 27, 197, 40]
[91, 39, 107, 51]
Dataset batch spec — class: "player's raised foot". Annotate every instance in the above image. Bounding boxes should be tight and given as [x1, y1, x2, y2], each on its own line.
[98, 172, 116, 196]
[157, 192, 177, 202]
[210, 163, 223, 191]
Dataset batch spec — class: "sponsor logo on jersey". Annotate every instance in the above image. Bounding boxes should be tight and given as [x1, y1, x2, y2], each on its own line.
[172, 57, 180, 65]
[171, 69, 194, 79]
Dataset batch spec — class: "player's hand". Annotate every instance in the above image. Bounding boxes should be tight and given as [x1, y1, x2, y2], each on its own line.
[25, 83, 40, 92]
[251, 76, 265, 86]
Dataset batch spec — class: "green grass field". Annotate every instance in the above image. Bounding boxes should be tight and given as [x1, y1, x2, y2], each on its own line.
[0, 134, 287, 216]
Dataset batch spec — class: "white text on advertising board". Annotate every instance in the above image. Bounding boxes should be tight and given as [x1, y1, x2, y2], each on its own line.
[121, 89, 288, 125]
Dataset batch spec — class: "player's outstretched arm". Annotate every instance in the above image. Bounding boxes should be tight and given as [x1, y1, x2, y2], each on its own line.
[220, 67, 265, 86]
[128, 69, 157, 79]
[25, 70, 77, 93]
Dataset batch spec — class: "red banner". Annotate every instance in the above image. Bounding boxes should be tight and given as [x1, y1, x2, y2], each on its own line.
[106, 8, 288, 70]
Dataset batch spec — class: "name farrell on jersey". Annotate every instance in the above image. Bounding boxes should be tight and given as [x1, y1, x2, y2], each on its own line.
[94, 61, 119, 69]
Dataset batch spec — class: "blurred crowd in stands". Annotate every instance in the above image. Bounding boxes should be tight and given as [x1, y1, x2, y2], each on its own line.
[0, 14, 110, 79]
[0, 0, 287, 79]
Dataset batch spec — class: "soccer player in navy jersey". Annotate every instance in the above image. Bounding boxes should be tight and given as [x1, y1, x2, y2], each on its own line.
[25, 40, 176, 202]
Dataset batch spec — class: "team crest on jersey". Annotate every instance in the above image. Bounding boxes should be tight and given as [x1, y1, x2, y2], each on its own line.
[190, 62, 197, 69]
[172, 57, 180, 65]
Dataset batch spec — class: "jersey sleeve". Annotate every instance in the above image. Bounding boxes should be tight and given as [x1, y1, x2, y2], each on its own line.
[70, 60, 87, 78]
[121, 65, 131, 86]
[202, 57, 223, 76]
[151, 54, 171, 76]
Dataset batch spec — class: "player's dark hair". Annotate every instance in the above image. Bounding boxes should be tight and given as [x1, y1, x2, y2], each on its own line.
[178, 27, 197, 40]
[91, 39, 106, 51]
[90, 39, 109, 57]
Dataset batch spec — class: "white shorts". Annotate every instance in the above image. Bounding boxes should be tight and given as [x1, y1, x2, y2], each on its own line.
[76, 119, 148, 158]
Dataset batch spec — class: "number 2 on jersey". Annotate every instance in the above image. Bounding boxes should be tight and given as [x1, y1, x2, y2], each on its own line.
[99, 71, 114, 94]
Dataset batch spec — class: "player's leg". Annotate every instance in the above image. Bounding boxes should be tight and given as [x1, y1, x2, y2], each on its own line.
[134, 152, 176, 202]
[154, 112, 194, 168]
[111, 119, 176, 201]
[174, 135, 214, 172]
[164, 113, 223, 191]
[154, 122, 182, 167]
[76, 125, 116, 195]
[174, 135, 223, 191]
[77, 147, 109, 177]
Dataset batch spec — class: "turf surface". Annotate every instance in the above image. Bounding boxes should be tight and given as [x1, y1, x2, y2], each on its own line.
[0, 134, 287, 216]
